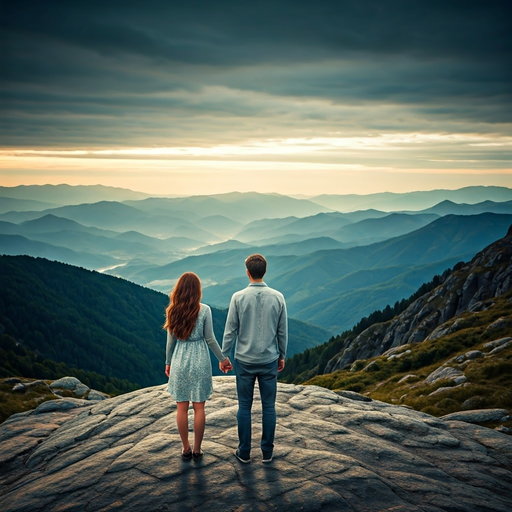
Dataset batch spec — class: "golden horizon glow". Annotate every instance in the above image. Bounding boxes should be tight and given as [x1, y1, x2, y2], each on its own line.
[1, 131, 511, 196]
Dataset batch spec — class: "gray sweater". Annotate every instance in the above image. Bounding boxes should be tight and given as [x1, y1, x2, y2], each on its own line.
[165, 304, 225, 365]
[221, 282, 288, 365]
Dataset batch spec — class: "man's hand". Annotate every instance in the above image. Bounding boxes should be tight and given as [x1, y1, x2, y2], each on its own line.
[219, 358, 233, 374]
[165, 365, 170, 377]
[278, 358, 285, 372]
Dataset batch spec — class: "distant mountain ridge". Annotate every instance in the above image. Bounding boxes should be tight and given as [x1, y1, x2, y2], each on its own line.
[310, 186, 512, 212]
[139, 212, 512, 332]
[2, 185, 512, 336]
[0, 184, 151, 206]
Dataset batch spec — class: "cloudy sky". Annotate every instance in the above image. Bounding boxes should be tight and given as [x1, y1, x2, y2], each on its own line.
[1, 0, 511, 195]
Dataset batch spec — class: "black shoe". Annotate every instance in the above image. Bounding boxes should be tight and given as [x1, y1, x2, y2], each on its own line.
[262, 452, 273, 463]
[181, 448, 193, 460]
[192, 450, 203, 460]
[235, 449, 251, 463]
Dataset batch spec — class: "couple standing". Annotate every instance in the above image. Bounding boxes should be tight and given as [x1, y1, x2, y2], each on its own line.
[164, 254, 288, 463]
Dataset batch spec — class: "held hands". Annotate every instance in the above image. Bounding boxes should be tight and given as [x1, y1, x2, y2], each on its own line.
[219, 357, 233, 374]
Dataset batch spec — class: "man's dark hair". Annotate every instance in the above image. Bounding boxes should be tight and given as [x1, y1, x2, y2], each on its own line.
[245, 254, 267, 279]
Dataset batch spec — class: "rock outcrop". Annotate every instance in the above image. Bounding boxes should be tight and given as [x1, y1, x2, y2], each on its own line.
[1, 378, 511, 511]
[326, 227, 512, 372]
[4, 376, 109, 402]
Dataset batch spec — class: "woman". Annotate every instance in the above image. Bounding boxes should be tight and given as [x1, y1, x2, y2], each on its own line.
[164, 272, 232, 460]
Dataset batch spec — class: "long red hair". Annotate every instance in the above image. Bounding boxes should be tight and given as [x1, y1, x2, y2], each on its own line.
[163, 272, 202, 340]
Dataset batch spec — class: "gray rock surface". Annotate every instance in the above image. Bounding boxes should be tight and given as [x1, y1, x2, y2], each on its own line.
[483, 337, 512, 350]
[3, 378, 22, 384]
[73, 382, 90, 397]
[488, 339, 512, 355]
[49, 376, 83, 390]
[428, 384, 464, 397]
[464, 350, 484, 360]
[1, 378, 511, 512]
[441, 409, 511, 423]
[87, 390, 109, 401]
[424, 366, 464, 385]
[333, 390, 372, 402]
[398, 374, 417, 384]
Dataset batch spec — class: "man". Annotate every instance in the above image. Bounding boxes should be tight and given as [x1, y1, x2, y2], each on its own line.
[220, 254, 288, 464]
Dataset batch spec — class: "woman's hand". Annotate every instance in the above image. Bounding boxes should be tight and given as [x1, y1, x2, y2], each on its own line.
[219, 358, 232, 374]
[165, 365, 170, 377]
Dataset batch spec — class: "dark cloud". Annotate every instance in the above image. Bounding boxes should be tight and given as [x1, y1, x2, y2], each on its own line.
[2, 1, 510, 63]
[1, 0, 511, 148]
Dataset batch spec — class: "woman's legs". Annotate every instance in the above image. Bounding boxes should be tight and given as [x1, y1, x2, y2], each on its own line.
[176, 401, 191, 452]
[192, 401, 206, 453]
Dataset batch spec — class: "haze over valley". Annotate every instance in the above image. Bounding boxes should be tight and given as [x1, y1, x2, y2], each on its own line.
[2, 184, 512, 337]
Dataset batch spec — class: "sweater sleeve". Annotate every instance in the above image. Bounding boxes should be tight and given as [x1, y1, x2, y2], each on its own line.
[203, 305, 226, 361]
[221, 294, 238, 359]
[277, 298, 288, 359]
[165, 330, 177, 365]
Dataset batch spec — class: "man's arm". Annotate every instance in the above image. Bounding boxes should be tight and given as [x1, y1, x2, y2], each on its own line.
[221, 295, 239, 359]
[277, 298, 288, 361]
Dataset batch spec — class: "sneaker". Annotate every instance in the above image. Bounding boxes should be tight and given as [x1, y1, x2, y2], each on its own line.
[235, 450, 251, 463]
[181, 448, 193, 460]
[192, 450, 203, 460]
[262, 453, 273, 463]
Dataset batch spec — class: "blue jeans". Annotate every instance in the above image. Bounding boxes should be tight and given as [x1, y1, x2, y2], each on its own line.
[235, 359, 278, 459]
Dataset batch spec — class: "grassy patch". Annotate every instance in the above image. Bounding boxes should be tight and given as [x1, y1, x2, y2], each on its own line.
[304, 294, 512, 426]
[0, 380, 60, 424]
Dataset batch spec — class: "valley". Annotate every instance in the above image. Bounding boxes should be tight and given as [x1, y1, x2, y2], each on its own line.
[1, 184, 511, 424]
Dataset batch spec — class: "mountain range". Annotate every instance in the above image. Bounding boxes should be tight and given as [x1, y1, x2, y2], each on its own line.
[122, 212, 512, 333]
[0, 184, 151, 207]
[310, 186, 512, 212]
[2, 184, 512, 336]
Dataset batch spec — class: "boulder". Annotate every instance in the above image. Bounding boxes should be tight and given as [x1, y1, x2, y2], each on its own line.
[387, 349, 411, 360]
[424, 366, 464, 385]
[462, 396, 487, 410]
[49, 376, 83, 390]
[488, 339, 512, 355]
[464, 350, 484, 360]
[87, 390, 109, 401]
[333, 390, 372, 402]
[48, 376, 90, 397]
[397, 374, 417, 384]
[73, 383, 90, 397]
[441, 408, 511, 423]
[483, 337, 512, 350]
[429, 386, 459, 397]
[2, 378, 23, 384]
[32, 398, 92, 414]
[0, 378, 511, 512]
[11, 383, 25, 393]
[485, 317, 510, 332]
